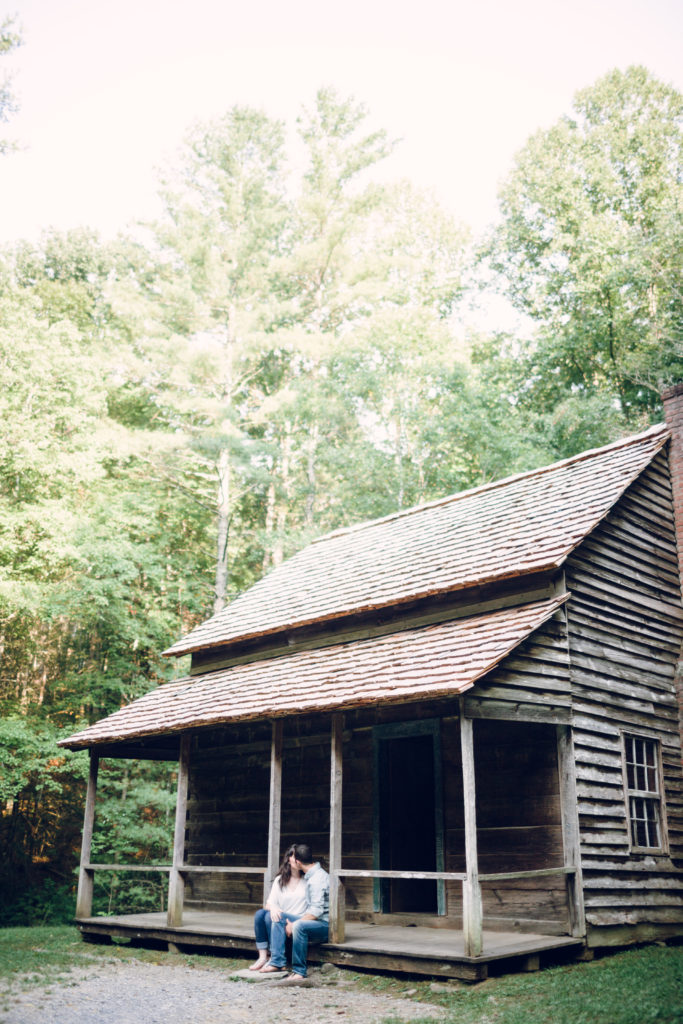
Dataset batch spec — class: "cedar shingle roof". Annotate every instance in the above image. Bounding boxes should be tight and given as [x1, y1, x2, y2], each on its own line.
[59, 595, 567, 749]
[164, 423, 669, 657]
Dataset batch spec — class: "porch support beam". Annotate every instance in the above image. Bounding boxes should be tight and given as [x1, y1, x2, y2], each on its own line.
[167, 733, 191, 928]
[329, 712, 345, 944]
[75, 750, 99, 919]
[265, 719, 283, 901]
[460, 701, 483, 957]
[556, 725, 586, 937]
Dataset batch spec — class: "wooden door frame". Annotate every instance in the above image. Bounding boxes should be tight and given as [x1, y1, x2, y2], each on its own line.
[372, 718, 446, 915]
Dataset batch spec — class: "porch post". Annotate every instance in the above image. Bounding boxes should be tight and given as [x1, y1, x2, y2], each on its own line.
[556, 725, 586, 937]
[167, 732, 191, 928]
[329, 712, 345, 943]
[460, 703, 483, 956]
[265, 719, 283, 901]
[75, 749, 99, 919]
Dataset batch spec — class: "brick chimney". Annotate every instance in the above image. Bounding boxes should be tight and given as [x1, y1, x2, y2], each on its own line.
[662, 382, 683, 757]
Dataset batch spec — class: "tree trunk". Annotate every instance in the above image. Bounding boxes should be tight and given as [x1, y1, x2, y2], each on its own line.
[213, 444, 230, 615]
[272, 426, 292, 568]
[305, 423, 319, 528]
[262, 476, 277, 572]
[394, 408, 405, 511]
[213, 307, 236, 616]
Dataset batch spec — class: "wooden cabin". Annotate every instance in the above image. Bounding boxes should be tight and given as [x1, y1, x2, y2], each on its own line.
[59, 388, 683, 981]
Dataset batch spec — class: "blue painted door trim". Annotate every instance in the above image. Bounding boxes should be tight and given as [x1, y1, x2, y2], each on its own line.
[372, 718, 445, 915]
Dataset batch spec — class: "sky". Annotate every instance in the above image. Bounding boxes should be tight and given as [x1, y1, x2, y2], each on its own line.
[0, 0, 682, 251]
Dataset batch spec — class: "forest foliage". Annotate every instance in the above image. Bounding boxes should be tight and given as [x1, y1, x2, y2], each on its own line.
[0, 65, 681, 920]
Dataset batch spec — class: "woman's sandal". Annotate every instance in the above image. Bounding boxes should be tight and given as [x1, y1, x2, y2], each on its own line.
[259, 963, 288, 974]
[249, 954, 269, 971]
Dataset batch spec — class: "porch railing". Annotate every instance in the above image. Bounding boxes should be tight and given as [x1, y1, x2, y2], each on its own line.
[76, 863, 268, 927]
[78, 862, 576, 958]
[331, 866, 577, 955]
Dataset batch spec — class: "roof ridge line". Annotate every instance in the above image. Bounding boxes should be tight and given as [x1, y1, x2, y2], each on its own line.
[311, 421, 669, 546]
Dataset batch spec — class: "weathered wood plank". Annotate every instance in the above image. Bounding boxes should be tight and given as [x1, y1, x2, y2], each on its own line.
[582, 875, 683, 891]
[574, 765, 623, 786]
[471, 682, 572, 705]
[587, 908, 683, 927]
[75, 751, 99, 919]
[479, 867, 572, 882]
[181, 866, 265, 875]
[557, 726, 585, 938]
[329, 712, 345, 944]
[567, 612, 681, 658]
[265, 719, 283, 900]
[569, 637, 676, 686]
[339, 869, 467, 881]
[167, 733, 191, 928]
[584, 892, 683, 907]
[86, 864, 171, 873]
[567, 565, 683, 621]
[578, 533, 679, 590]
[572, 698, 678, 730]
[460, 709, 482, 957]
[464, 699, 571, 724]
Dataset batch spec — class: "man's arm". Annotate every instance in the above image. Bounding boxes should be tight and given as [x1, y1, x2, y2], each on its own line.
[285, 911, 316, 935]
[304, 869, 329, 919]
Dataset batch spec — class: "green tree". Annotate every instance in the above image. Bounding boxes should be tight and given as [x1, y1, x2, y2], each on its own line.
[258, 98, 470, 539]
[0, 234, 207, 916]
[486, 66, 683, 422]
[142, 107, 290, 613]
[0, 15, 21, 155]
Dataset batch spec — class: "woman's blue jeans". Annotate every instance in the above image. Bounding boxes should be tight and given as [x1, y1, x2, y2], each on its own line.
[253, 907, 273, 950]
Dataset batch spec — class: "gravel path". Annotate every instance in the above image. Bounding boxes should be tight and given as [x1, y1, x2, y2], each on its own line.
[0, 960, 447, 1024]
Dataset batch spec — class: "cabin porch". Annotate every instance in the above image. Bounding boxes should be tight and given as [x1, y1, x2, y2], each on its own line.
[75, 908, 585, 981]
[74, 697, 586, 977]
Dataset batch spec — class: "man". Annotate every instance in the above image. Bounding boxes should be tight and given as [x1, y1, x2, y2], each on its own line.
[261, 842, 329, 982]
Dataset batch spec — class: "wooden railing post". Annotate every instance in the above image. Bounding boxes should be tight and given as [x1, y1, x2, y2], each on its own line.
[460, 705, 483, 956]
[265, 719, 283, 902]
[167, 733, 191, 928]
[75, 750, 99, 919]
[557, 725, 586, 937]
[329, 713, 345, 943]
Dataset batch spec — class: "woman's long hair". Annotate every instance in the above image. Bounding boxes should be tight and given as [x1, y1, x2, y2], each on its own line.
[277, 845, 297, 889]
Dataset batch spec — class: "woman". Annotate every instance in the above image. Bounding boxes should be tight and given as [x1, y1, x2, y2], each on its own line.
[250, 845, 307, 970]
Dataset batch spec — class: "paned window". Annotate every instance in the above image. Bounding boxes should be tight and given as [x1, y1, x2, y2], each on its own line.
[623, 734, 664, 851]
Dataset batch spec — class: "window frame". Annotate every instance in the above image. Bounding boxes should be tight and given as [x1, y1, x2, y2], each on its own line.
[620, 731, 668, 855]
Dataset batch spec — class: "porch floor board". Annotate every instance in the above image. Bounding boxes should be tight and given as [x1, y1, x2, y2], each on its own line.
[75, 910, 584, 980]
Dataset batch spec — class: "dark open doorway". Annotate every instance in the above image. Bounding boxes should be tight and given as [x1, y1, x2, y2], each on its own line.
[373, 720, 445, 915]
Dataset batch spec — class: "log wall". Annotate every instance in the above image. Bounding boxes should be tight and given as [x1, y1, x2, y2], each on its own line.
[184, 720, 271, 911]
[565, 451, 683, 940]
[183, 686, 569, 931]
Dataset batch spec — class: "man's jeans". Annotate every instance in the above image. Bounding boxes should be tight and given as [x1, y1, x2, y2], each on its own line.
[269, 915, 329, 977]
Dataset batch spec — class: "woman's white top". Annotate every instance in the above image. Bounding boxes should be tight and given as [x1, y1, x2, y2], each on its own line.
[266, 874, 308, 916]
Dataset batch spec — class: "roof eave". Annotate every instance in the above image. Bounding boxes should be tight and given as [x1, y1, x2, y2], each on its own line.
[161, 561, 567, 659]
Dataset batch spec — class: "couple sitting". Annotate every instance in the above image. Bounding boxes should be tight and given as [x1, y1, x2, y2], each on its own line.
[251, 842, 329, 982]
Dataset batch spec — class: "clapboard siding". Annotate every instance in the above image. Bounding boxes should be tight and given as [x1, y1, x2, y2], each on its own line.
[465, 613, 572, 723]
[566, 451, 683, 932]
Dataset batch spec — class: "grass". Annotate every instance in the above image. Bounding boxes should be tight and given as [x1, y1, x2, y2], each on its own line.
[369, 943, 683, 1024]
[0, 927, 681, 1024]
